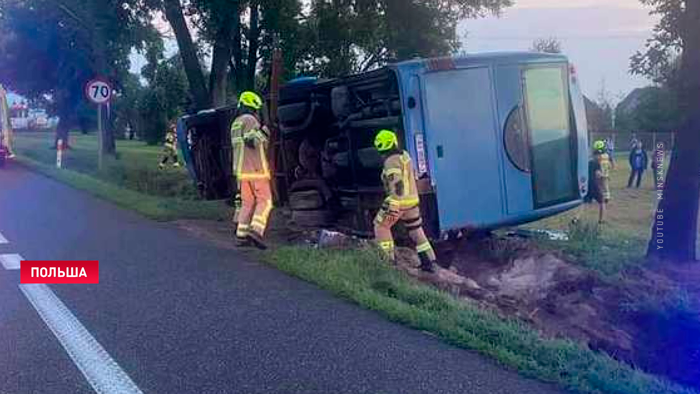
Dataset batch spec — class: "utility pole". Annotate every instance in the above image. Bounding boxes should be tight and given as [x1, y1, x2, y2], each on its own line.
[268, 34, 284, 203]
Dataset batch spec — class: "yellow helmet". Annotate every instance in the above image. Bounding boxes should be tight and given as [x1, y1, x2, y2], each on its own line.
[374, 129, 398, 152]
[593, 140, 606, 152]
[238, 91, 263, 110]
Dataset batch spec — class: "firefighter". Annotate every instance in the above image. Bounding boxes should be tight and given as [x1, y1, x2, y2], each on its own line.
[373, 129, 439, 273]
[590, 140, 612, 224]
[159, 122, 180, 169]
[231, 91, 272, 250]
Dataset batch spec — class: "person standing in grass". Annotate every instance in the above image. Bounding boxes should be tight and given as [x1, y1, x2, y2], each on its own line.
[627, 141, 648, 188]
[159, 122, 180, 169]
[605, 137, 616, 169]
[585, 140, 612, 224]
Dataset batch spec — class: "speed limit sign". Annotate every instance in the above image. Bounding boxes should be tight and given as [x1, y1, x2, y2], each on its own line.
[85, 77, 112, 105]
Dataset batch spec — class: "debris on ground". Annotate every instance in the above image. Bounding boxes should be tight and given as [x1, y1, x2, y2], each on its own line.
[507, 228, 569, 241]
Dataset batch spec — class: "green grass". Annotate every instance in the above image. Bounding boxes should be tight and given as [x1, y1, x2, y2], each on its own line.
[267, 246, 696, 394]
[523, 151, 664, 275]
[13, 132, 229, 221]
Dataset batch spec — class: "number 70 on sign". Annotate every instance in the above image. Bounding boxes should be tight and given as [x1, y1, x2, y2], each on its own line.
[85, 78, 113, 105]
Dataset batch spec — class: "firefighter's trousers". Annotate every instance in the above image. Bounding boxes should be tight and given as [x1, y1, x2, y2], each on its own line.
[160, 147, 179, 166]
[235, 180, 273, 239]
[374, 205, 436, 262]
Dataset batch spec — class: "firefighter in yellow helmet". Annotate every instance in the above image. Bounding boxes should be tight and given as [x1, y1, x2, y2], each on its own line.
[159, 122, 180, 169]
[373, 129, 439, 272]
[590, 140, 612, 224]
[231, 91, 272, 249]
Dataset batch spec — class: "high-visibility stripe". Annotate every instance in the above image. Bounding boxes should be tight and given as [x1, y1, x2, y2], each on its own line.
[238, 173, 271, 180]
[260, 200, 273, 221]
[383, 168, 402, 178]
[416, 242, 433, 253]
[379, 241, 394, 251]
[260, 144, 270, 177]
[234, 142, 245, 177]
[236, 223, 250, 237]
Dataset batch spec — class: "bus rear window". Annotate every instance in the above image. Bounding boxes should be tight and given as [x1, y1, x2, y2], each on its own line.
[523, 65, 577, 208]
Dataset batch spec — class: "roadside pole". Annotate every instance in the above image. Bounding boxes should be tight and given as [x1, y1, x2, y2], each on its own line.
[97, 104, 103, 170]
[56, 139, 64, 168]
[85, 77, 112, 171]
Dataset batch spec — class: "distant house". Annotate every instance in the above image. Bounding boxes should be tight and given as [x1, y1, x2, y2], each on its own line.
[615, 87, 679, 133]
[616, 87, 648, 117]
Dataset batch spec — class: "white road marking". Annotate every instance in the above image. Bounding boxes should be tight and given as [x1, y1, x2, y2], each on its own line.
[0, 232, 8, 244]
[0, 253, 22, 270]
[20, 284, 144, 394]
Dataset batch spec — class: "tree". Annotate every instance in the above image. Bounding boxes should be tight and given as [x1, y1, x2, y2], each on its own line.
[531, 37, 562, 54]
[631, 0, 700, 261]
[138, 49, 189, 145]
[0, 0, 154, 153]
[300, 0, 512, 78]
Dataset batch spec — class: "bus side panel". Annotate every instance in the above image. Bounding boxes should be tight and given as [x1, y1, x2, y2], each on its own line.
[422, 68, 504, 230]
[495, 65, 534, 215]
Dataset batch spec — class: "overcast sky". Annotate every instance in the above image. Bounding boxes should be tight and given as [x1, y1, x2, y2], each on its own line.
[460, 0, 658, 100]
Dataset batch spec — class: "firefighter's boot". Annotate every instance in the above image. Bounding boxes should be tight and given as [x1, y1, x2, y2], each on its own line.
[235, 236, 251, 247]
[418, 252, 436, 273]
[249, 232, 268, 250]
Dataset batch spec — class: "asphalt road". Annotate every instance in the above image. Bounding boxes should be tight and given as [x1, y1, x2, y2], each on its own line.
[0, 164, 563, 394]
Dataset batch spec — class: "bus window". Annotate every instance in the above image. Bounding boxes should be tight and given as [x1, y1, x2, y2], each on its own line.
[523, 66, 577, 208]
[504, 105, 530, 173]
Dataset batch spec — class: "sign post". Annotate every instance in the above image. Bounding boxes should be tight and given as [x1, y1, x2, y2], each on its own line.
[85, 77, 112, 170]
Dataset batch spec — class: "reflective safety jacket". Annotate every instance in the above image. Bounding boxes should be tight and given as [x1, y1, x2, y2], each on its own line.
[164, 129, 177, 150]
[230, 113, 270, 180]
[594, 152, 611, 179]
[381, 150, 420, 210]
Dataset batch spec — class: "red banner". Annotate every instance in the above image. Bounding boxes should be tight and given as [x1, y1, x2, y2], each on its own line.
[21, 261, 99, 284]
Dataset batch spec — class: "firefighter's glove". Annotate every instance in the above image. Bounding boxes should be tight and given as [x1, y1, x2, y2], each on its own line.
[243, 137, 256, 148]
[233, 193, 242, 210]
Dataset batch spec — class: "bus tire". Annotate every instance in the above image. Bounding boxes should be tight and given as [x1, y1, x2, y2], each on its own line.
[289, 189, 325, 211]
[291, 209, 334, 227]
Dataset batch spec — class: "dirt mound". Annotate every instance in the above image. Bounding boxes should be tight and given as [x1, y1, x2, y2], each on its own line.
[400, 236, 700, 389]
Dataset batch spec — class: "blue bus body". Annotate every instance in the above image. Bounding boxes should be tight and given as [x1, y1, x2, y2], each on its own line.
[179, 52, 589, 237]
[390, 52, 588, 233]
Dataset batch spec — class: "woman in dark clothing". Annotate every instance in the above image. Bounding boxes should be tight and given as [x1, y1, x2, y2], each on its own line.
[627, 141, 648, 188]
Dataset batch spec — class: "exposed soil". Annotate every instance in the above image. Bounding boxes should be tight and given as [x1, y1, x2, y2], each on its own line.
[174, 216, 700, 389]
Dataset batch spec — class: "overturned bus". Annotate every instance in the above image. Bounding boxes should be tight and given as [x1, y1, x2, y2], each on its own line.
[178, 51, 589, 239]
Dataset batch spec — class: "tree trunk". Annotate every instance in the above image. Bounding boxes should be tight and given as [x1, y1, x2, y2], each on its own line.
[54, 112, 71, 150]
[163, 0, 211, 110]
[647, 0, 700, 262]
[209, 6, 238, 107]
[268, 38, 283, 203]
[231, 10, 244, 94]
[246, 0, 261, 91]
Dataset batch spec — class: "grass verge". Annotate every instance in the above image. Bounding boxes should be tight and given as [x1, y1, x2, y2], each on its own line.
[267, 246, 697, 394]
[15, 155, 228, 221]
